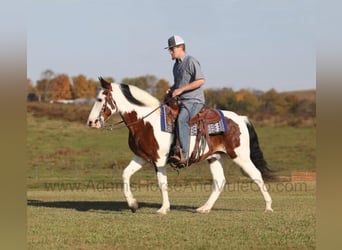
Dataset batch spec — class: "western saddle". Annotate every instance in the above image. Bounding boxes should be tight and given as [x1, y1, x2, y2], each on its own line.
[164, 95, 222, 168]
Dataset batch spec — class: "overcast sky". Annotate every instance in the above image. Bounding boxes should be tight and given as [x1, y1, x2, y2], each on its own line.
[27, 0, 316, 91]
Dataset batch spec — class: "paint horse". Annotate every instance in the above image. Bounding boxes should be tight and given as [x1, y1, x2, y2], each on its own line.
[87, 77, 274, 214]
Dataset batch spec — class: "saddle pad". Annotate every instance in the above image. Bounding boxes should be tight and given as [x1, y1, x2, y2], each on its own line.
[160, 104, 174, 133]
[160, 105, 228, 135]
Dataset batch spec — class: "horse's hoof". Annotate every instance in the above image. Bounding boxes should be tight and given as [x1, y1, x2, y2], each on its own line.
[264, 208, 274, 213]
[156, 208, 170, 215]
[196, 207, 211, 214]
[129, 202, 138, 213]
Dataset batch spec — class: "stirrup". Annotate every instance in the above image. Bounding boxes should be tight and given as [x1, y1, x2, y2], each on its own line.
[168, 151, 188, 168]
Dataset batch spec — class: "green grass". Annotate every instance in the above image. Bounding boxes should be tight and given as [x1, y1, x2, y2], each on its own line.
[27, 113, 316, 188]
[256, 126, 316, 173]
[27, 182, 316, 249]
[27, 112, 316, 249]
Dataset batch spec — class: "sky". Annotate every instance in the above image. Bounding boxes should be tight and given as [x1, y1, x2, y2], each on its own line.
[27, 0, 316, 91]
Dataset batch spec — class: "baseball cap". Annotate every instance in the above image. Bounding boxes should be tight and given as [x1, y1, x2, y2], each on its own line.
[164, 35, 185, 49]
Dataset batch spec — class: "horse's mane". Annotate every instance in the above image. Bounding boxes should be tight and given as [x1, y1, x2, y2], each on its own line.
[119, 83, 160, 108]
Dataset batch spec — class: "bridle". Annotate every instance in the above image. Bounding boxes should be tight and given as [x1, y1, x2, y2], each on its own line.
[98, 88, 160, 130]
[97, 89, 122, 129]
[98, 88, 181, 131]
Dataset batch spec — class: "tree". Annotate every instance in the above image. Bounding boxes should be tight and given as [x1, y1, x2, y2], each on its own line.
[27, 78, 40, 101]
[49, 74, 72, 100]
[36, 69, 56, 101]
[204, 89, 217, 108]
[290, 99, 316, 118]
[235, 89, 260, 114]
[72, 74, 97, 98]
[87, 79, 98, 98]
[36, 79, 48, 101]
[145, 75, 158, 95]
[122, 76, 148, 90]
[205, 88, 237, 110]
[121, 75, 159, 95]
[258, 89, 287, 115]
[155, 79, 170, 101]
[72, 75, 87, 98]
[27, 78, 36, 93]
[41, 69, 55, 80]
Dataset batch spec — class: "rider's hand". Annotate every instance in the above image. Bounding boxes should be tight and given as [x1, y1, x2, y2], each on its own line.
[172, 88, 183, 97]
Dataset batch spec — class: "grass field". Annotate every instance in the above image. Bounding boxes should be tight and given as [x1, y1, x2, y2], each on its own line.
[27, 111, 316, 249]
[28, 182, 315, 249]
[27, 113, 316, 187]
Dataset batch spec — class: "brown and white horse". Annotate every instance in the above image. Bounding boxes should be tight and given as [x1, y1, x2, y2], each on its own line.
[87, 77, 273, 214]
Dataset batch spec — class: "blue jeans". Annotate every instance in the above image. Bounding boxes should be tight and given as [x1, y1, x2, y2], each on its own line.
[177, 101, 204, 159]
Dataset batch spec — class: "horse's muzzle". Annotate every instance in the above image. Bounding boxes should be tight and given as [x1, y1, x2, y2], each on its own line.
[88, 119, 102, 128]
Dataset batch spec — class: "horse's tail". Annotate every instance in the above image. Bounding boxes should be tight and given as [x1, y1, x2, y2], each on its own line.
[245, 119, 276, 181]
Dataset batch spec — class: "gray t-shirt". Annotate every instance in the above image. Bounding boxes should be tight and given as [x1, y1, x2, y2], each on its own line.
[172, 54, 205, 103]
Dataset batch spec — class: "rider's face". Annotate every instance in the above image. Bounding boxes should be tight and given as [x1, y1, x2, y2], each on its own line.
[169, 45, 184, 60]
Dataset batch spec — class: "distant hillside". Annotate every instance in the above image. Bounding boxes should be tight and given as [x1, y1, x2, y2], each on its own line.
[282, 89, 316, 102]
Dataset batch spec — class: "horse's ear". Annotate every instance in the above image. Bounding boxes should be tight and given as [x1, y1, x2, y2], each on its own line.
[99, 77, 112, 90]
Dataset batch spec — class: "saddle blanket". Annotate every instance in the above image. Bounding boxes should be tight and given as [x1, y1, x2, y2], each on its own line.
[160, 105, 228, 135]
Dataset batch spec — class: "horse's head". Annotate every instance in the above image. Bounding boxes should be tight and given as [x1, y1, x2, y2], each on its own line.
[87, 77, 117, 128]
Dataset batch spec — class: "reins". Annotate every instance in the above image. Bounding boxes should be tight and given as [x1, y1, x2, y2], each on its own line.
[101, 105, 161, 131]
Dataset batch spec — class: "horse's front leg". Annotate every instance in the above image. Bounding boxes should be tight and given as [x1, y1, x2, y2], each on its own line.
[122, 156, 145, 212]
[156, 166, 170, 214]
[197, 156, 226, 214]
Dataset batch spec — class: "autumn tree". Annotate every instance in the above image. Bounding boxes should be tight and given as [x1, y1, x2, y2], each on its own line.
[283, 94, 300, 114]
[235, 89, 260, 114]
[258, 89, 287, 115]
[72, 75, 87, 98]
[290, 99, 316, 118]
[205, 88, 237, 110]
[88, 79, 98, 97]
[155, 79, 170, 101]
[204, 89, 216, 108]
[49, 74, 72, 100]
[72, 75, 97, 98]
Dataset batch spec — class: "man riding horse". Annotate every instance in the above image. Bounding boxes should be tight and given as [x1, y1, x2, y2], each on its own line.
[165, 35, 206, 167]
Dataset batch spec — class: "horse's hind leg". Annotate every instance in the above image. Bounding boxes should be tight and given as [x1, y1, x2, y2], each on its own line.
[197, 155, 226, 214]
[233, 157, 273, 212]
[122, 155, 145, 212]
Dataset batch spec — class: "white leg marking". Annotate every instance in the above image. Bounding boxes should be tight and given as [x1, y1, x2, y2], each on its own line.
[233, 157, 273, 212]
[197, 157, 226, 214]
[156, 166, 170, 214]
[122, 155, 145, 212]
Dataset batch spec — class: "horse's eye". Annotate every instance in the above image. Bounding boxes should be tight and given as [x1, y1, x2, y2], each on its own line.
[97, 98, 102, 102]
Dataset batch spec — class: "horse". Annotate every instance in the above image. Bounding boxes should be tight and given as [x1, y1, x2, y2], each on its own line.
[87, 77, 274, 214]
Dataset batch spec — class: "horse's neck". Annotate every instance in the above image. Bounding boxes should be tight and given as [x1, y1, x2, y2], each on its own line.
[112, 83, 159, 117]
